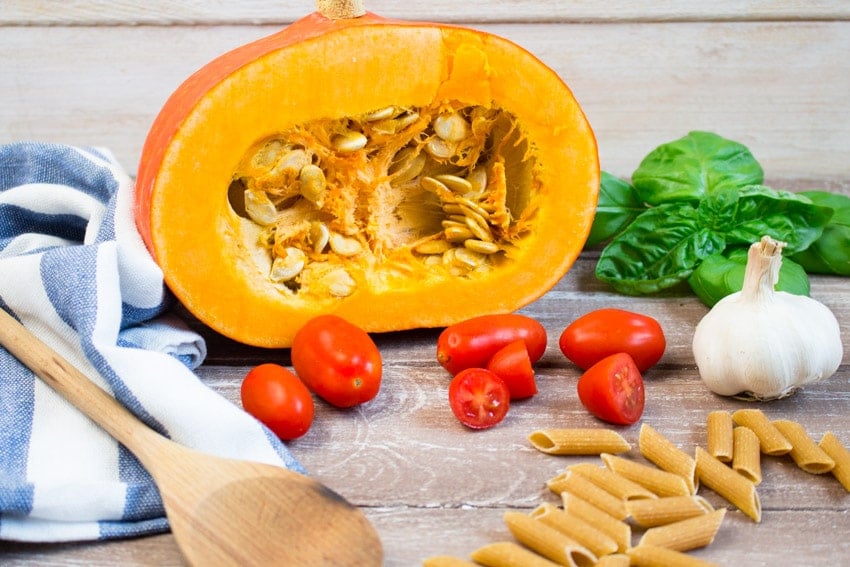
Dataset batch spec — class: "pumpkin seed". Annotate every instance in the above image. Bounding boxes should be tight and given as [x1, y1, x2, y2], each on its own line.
[362, 106, 396, 122]
[421, 176, 453, 198]
[323, 268, 356, 297]
[308, 221, 330, 253]
[389, 149, 426, 185]
[444, 225, 475, 243]
[466, 167, 487, 199]
[329, 232, 363, 256]
[425, 138, 456, 160]
[455, 196, 491, 221]
[464, 215, 493, 242]
[332, 131, 368, 153]
[299, 164, 326, 205]
[433, 112, 471, 142]
[434, 174, 472, 194]
[453, 247, 486, 269]
[464, 239, 500, 255]
[269, 247, 306, 282]
[414, 239, 453, 255]
[394, 111, 420, 130]
[271, 148, 311, 177]
[243, 189, 279, 225]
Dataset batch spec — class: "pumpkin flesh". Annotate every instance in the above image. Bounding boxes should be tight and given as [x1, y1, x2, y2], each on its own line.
[135, 13, 599, 347]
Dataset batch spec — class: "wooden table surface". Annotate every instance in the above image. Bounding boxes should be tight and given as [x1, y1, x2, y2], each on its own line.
[2, 1, 849, 566]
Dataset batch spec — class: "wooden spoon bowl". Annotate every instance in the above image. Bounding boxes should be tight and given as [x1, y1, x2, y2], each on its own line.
[0, 308, 383, 566]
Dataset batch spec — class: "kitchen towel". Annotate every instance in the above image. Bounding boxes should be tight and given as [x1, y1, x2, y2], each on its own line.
[0, 142, 303, 542]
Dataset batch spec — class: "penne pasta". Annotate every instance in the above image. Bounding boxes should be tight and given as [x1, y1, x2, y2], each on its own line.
[528, 428, 631, 455]
[503, 512, 597, 567]
[569, 462, 657, 501]
[594, 553, 631, 567]
[638, 508, 726, 552]
[470, 541, 562, 567]
[819, 431, 850, 492]
[561, 492, 631, 553]
[772, 419, 835, 474]
[695, 447, 761, 522]
[731, 409, 792, 456]
[627, 544, 720, 567]
[706, 411, 734, 463]
[732, 426, 762, 484]
[639, 424, 697, 494]
[548, 470, 628, 519]
[626, 495, 715, 529]
[601, 453, 690, 498]
[422, 556, 480, 567]
[530, 503, 619, 558]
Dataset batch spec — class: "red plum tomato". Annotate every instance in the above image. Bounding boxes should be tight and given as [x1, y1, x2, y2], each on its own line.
[559, 308, 665, 372]
[448, 368, 511, 429]
[241, 363, 314, 440]
[486, 340, 537, 399]
[291, 315, 382, 408]
[577, 352, 645, 425]
[437, 314, 547, 375]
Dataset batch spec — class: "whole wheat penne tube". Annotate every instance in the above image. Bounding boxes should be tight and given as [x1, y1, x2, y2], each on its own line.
[569, 462, 657, 501]
[638, 508, 726, 552]
[601, 453, 690, 498]
[627, 544, 720, 567]
[639, 424, 697, 493]
[706, 411, 734, 463]
[731, 409, 792, 456]
[470, 541, 562, 567]
[561, 492, 631, 552]
[550, 470, 628, 519]
[732, 426, 762, 484]
[530, 503, 618, 558]
[503, 512, 597, 567]
[772, 419, 835, 474]
[528, 428, 631, 455]
[626, 495, 714, 529]
[819, 432, 850, 492]
[422, 556, 480, 567]
[594, 554, 630, 567]
[695, 446, 761, 522]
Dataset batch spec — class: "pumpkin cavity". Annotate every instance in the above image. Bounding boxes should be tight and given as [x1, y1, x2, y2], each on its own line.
[228, 101, 539, 299]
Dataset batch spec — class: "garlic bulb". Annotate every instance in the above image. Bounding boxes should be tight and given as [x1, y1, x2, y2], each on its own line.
[693, 235, 843, 400]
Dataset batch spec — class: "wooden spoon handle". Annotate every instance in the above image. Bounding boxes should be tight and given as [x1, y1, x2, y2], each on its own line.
[0, 308, 163, 458]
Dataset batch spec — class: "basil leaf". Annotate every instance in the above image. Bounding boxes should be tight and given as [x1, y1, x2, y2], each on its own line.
[595, 203, 726, 295]
[585, 171, 647, 246]
[688, 246, 810, 307]
[719, 185, 833, 253]
[631, 131, 764, 205]
[790, 191, 850, 275]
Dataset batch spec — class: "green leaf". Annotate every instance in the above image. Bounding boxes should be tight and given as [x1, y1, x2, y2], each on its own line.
[688, 246, 810, 307]
[595, 203, 726, 295]
[631, 131, 764, 205]
[790, 191, 850, 275]
[585, 171, 647, 246]
[718, 185, 833, 253]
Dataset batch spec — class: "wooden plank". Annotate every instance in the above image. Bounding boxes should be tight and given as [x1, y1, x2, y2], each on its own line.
[1, 22, 849, 179]
[3, 0, 850, 25]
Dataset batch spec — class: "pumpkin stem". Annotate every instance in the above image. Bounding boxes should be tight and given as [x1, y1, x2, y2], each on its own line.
[316, 0, 366, 19]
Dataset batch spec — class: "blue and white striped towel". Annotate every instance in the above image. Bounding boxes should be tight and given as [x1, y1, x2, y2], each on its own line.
[0, 142, 303, 542]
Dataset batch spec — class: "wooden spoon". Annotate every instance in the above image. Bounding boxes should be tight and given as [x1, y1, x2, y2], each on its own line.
[0, 308, 383, 566]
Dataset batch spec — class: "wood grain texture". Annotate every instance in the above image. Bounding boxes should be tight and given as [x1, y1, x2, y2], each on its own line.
[1, 1, 849, 565]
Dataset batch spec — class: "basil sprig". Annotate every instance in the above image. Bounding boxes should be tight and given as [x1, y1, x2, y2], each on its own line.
[591, 131, 835, 296]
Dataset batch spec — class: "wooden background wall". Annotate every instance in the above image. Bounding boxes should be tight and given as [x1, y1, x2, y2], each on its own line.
[2, 1, 849, 183]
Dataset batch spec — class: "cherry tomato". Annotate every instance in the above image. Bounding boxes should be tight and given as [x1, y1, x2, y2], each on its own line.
[291, 315, 382, 408]
[559, 308, 666, 372]
[486, 340, 537, 399]
[577, 352, 645, 425]
[437, 314, 547, 375]
[241, 363, 314, 440]
[448, 368, 511, 429]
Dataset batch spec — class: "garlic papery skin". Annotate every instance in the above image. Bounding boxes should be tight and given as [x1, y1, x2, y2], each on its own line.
[692, 235, 843, 400]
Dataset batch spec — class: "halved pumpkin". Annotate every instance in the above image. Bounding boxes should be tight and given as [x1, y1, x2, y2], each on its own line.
[134, 1, 599, 347]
